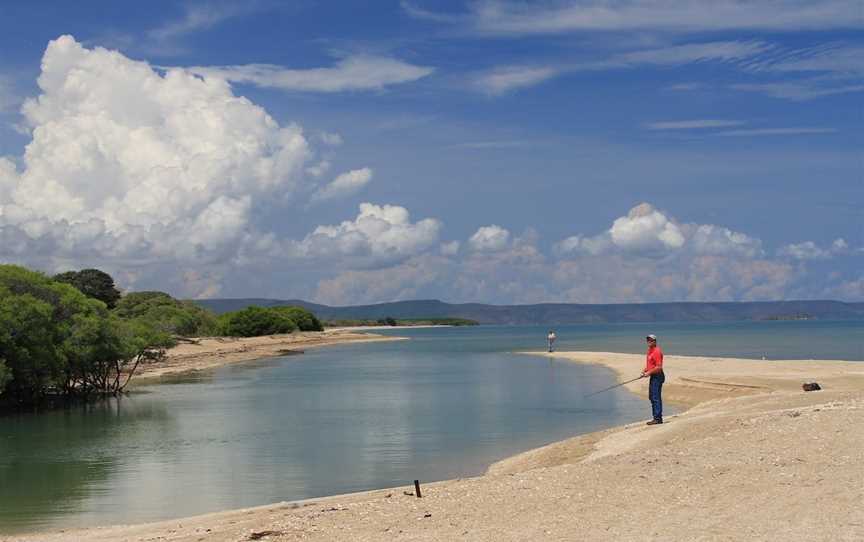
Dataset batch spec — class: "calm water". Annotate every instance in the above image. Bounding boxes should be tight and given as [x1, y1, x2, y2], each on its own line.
[0, 320, 861, 533]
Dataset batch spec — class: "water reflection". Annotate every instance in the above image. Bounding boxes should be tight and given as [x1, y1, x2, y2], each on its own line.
[0, 398, 173, 532]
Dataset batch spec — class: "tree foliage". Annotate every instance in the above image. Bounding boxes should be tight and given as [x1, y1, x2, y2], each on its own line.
[53, 268, 122, 309]
[269, 306, 324, 331]
[114, 291, 217, 337]
[217, 305, 323, 337]
[0, 265, 170, 407]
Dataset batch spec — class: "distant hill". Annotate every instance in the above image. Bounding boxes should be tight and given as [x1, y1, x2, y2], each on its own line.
[193, 298, 864, 325]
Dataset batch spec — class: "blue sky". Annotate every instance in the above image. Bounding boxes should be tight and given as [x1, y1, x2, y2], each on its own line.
[0, 1, 861, 304]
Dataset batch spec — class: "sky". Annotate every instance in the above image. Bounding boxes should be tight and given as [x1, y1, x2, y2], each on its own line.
[0, 1, 861, 305]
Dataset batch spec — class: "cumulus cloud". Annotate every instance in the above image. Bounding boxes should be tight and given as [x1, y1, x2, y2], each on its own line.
[309, 168, 373, 204]
[295, 203, 441, 266]
[778, 238, 850, 260]
[468, 225, 511, 252]
[609, 203, 685, 252]
[302, 201, 859, 305]
[0, 35, 323, 295]
[184, 55, 435, 93]
[440, 240, 460, 256]
[554, 203, 763, 259]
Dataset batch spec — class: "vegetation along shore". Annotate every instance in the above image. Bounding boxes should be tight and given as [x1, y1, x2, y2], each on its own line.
[0, 264, 398, 412]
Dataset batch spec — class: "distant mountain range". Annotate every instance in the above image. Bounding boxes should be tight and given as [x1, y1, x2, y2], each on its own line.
[193, 298, 864, 325]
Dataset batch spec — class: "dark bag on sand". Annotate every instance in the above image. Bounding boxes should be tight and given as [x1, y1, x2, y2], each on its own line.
[802, 382, 821, 392]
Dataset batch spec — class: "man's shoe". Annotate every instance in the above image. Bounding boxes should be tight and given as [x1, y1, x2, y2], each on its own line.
[646, 419, 663, 425]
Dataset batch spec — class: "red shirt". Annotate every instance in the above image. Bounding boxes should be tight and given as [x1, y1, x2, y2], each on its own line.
[644, 345, 664, 374]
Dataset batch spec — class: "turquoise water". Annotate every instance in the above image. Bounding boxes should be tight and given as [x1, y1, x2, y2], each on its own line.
[0, 320, 860, 533]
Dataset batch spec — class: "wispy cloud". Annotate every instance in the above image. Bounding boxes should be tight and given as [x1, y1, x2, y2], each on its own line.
[148, 3, 261, 41]
[452, 140, 536, 149]
[618, 41, 772, 65]
[470, 40, 771, 95]
[646, 120, 747, 130]
[407, 0, 864, 35]
[185, 55, 434, 92]
[715, 127, 838, 136]
[472, 65, 561, 95]
[730, 81, 864, 101]
[741, 43, 864, 75]
[665, 82, 709, 92]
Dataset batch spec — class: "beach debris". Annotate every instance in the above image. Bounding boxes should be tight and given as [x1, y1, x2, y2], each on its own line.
[788, 410, 801, 418]
[414, 479, 423, 498]
[248, 530, 284, 540]
[424, 513, 432, 518]
[802, 382, 822, 392]
[403, 491, 414, 496]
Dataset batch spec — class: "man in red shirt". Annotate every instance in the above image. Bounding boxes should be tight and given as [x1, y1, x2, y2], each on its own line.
[641, 334, 665, 425]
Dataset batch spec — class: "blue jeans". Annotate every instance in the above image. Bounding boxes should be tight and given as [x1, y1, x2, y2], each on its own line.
[649, 372, 665, 421]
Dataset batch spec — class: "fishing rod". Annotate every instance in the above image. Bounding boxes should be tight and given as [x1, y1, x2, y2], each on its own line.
[583, 376, 643, 398]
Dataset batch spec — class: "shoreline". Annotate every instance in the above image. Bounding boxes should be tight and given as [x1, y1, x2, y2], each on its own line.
[5, 351, 864, 541]
[132, 329, 406, 381]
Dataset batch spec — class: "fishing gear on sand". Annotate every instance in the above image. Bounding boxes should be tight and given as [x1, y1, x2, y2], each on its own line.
[583, 376, 643, 398]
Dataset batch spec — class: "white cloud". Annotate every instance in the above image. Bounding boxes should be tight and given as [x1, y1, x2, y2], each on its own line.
[469, 41, 772, 95]
[185, 55, 434, 93]
[715, 127, 838, 136]
[318, 131, 343, 146]
[416, 1, 863, 35]
[778, 238, 850, 260]
[687, 225, 762, 258]
[440, 240, 460, 256]
[0, 35, 325, 296]
[148, 3, 258, 41]
[295, 203, 441, 265]
[618, 41, 772, 65]
[747, 44, 864, 75]
[609, 203, 685, 252]
[468, 225, 511, 252]
[646, 119, 746, 130]
[310, 168, 373, 204]
[730, 81, 864, 100]
[306, 159, 331, 178]
[472, 66, 561, 95]
[555, 204, 761, 259]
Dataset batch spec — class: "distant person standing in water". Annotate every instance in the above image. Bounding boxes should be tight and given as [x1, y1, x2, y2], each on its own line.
[547, 330, 557, 352]
[641, 334, 664, 425]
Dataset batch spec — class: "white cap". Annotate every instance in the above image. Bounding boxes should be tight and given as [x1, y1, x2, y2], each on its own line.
[646, 334, 657, 341]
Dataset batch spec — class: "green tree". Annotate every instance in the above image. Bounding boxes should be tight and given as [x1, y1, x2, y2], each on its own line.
[217, 306, 298, 337]
[0, 266, 96, 403]
[0, 359, 10, 393]
[53, 268, 122, 309]
[114, 291, 217, 337]
[270, 306, 324, 331]
[0, 264, 171, 406]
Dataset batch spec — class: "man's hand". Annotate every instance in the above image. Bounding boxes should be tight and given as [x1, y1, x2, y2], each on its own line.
[640, 371, 647, 378]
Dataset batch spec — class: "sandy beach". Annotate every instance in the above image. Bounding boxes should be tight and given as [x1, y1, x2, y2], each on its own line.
[5, 351, 864, 542]
[132, 329, 406, 380]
